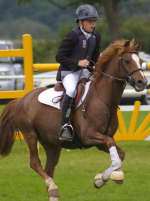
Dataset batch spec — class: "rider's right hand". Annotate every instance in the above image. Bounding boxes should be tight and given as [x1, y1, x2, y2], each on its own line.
[78, 59, 89, 68]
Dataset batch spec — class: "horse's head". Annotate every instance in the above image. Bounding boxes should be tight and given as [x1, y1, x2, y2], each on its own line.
[118, 39, 147, 91]
[96, 39, 147, 92]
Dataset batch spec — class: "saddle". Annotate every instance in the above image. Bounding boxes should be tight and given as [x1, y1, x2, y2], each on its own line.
[38, 79, 91, 110]
[54, 78, 88, 106]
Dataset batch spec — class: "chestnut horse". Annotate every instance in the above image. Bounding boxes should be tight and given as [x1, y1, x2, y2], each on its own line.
[0, 39, 147, 201]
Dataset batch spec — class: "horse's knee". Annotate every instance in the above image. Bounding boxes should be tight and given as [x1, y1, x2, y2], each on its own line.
[81, 132, 115, 147]
[105, 136, 115, 148]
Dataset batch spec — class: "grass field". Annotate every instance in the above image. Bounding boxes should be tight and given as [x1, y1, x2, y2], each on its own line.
[0, 104, 150, 201]
[0, 141, 150, 201]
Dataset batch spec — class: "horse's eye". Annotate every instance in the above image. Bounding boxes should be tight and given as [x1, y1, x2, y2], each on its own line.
[124, 59, 130, 64]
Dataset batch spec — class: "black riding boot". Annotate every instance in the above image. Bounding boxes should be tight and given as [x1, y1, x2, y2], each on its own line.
[59, 94, 74, 141]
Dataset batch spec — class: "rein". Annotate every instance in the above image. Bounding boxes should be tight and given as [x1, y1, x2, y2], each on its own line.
[101, 72, 126, 82]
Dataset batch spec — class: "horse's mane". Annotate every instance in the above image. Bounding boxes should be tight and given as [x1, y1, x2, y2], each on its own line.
[95, 39, 140, 76]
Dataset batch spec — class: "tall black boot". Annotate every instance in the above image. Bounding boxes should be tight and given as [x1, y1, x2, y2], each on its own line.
[59, 94, 74, 141]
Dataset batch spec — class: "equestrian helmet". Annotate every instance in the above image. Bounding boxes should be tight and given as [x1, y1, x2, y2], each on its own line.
[76, 4, 99, 21]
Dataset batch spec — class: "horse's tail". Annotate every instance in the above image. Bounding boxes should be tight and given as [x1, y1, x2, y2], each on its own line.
[0, 99, 18, 156]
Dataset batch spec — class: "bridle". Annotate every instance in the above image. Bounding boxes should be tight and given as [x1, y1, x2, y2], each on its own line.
[101, 52, 144, 84]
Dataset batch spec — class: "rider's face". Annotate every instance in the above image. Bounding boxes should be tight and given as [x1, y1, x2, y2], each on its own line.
[80, 19, 97, 33]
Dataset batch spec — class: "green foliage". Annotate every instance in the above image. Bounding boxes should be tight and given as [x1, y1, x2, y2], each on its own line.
[58, 23, 73, 40]
[0, 18, 52, 39]
[0, 0, 150, 62]
[96, 20, 111, 49]
[33, 39, 58, 63]
[29, 15, 150, 63]
[96, 16, 150, 53]
[17, 0, 31, 4]
[122, 17, 150, 52]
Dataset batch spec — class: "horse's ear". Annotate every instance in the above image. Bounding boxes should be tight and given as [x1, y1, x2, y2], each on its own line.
[134, 40, 141, 51]
[130, 38, 136, 48]
[117, 40, 130, 55]
[130, 38, 140, 51]
[124, 40, 130, 47]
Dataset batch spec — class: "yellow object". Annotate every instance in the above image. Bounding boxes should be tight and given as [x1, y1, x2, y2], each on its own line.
[33, 63, 59, 71]
[134, 113, 150, 136]
[147, 62, 150, 69]
[115, 101, 150, 141]
[0, 34, 59, 99]
[127, 101, 141, 135]
[23, 34, 34, 93]
[117, 109, 127, 140]
[0, 34, 33, 99]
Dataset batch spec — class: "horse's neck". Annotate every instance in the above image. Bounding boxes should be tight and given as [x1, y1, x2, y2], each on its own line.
[90, 63, 125, 109]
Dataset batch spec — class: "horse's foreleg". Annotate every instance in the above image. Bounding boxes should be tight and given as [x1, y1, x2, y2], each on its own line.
[44, 145, 61, 201]
[96, 142, 125, 184]
[99, 140, 125, 183]
[82, 130, 123, 187]
[96, 143, 125, 185]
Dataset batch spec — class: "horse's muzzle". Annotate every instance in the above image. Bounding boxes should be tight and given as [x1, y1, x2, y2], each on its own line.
[134, 79, 148, 92]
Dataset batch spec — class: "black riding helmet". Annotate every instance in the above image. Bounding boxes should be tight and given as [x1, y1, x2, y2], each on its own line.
[75, 4, 99, 22]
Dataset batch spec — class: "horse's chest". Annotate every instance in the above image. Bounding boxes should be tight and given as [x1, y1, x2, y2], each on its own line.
[85, 102, 110, 133]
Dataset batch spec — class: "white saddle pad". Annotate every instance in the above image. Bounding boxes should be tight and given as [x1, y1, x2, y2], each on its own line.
[38, 81, 91, 110]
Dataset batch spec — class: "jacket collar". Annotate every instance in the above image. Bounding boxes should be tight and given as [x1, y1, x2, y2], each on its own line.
[79, 26, 92, 39]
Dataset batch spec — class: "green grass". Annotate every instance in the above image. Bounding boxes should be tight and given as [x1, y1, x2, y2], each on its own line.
[0, 141, 150, 201]
[123, 111, 149, 127]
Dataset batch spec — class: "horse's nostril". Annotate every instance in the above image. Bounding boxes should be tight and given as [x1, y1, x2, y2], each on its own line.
[135, 79, 147, 91]
[137, 80, 147, 85]
[137, 79, 147, 86]
[137, 80, 145, 85]
[134, 80, 146, 92]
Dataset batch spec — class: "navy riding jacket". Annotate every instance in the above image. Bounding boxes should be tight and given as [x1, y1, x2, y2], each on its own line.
[56, 26, 101, 81]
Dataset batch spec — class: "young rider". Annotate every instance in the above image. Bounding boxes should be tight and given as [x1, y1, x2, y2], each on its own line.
[56, 4, 101, 141]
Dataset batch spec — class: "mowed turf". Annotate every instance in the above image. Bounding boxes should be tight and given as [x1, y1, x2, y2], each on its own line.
[0, 141, 150, 201]
[0, 104, 150, 201]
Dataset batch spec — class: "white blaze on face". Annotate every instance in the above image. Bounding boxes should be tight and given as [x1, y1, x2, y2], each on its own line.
[132, 53, 143, 76]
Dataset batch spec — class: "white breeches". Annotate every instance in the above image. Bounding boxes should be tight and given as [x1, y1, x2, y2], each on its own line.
[62, 69, 90, 97]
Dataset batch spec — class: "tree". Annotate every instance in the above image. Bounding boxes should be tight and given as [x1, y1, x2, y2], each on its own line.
[101, 0, 121, 39]
[17, 0, 123, 40]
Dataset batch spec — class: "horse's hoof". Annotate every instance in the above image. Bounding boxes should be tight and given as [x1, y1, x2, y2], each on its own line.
[110, 170, 124, 184]
[94, 179, 105, 188]
[50, 197, 58, 201]
[94, 173, 105, 188]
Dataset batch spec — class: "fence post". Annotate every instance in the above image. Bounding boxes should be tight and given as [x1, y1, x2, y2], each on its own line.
[23, 34, 33, 93]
